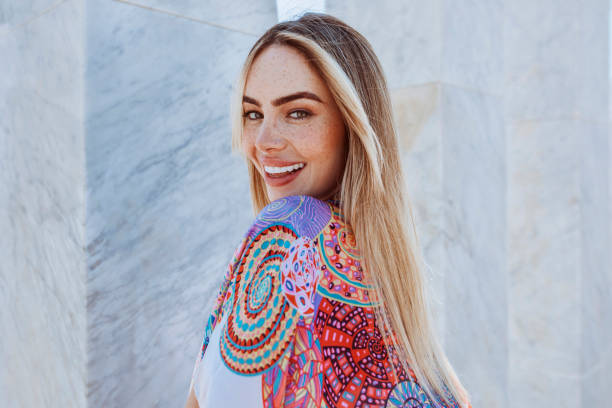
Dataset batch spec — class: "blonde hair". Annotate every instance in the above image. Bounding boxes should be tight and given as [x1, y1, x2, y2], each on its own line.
[230, 12, 470, 408]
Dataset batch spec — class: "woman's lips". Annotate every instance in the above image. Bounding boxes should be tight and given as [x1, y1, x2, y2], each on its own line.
[262, 164, 305, 187]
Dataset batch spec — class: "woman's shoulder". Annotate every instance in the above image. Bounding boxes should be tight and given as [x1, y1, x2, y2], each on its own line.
[238, 194, 379, 307]
[248, 194, 333, 240]
[311, 203, 379, 308]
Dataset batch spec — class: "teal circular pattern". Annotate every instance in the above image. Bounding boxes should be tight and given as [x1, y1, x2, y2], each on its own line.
[220, 224, 300, 375]
[385, 380, 433, 408]
[246, 272, 272, 314]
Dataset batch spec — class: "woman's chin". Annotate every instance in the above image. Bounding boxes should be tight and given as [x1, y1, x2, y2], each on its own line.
[267, 188, 308, 202]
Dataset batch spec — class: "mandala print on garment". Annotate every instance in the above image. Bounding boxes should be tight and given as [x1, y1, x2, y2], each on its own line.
[191, 195, 470, 408]
[220, 224, 300, 375]
[251, 195, 331, 240]
[281, 236, 322, 317]
[262, 320, 325, 408]
[219, 196, 331, 376]
[316, 209, 379, 307]
[314, 296, 409, 408]
[385, 380, 433, 408]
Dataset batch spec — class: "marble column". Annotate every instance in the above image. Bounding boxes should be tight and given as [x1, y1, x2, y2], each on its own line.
[327, 1, 507, 407]
[0, 1, 86, 407]
[84, 0, 276, 406]
[504, 1, 611, 407]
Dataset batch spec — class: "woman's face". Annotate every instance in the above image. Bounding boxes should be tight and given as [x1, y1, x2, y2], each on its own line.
[241, 44, 347, 202]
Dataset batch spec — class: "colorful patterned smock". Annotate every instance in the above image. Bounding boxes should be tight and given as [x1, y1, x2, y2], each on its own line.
[189, 195, 464, 408]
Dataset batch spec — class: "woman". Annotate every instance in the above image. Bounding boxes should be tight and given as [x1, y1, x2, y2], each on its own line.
[185, 12, 471, 408]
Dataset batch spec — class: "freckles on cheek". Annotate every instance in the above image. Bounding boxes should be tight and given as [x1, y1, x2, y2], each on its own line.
[242, 135, 255, 157]
[304, 122, 337, 155]
[287, 126, 314, 158]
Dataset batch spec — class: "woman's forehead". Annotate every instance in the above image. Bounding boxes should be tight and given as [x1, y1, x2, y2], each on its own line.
[244, 45, 329, 103]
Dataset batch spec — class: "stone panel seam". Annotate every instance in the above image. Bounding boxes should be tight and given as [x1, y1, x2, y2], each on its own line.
[13, 0, 69, 29]
[113, 0, 260, 37]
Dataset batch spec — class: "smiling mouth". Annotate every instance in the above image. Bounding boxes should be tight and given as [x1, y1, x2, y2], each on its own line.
[263, 162, 305, 178]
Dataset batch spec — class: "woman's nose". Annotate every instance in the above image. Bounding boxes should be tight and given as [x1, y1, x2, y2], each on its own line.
[254, 118, 285, 152]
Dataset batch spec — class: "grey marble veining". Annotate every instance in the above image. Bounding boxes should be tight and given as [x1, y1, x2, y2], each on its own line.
[0, 0, 61, 26]
[440, 0, 504, 95]
[503, 0, 608, 121]
[507, 119, 583, 407]
[440, 85, 507, 407]
[85, 0, 269, 406]
[122, 0, 277, 36]
[391, 84, 447, 339]
[503, 1, 611, 406]
[0, 0, 86, 407]
[327, 0, 440, 90]
[327, 0, 503, 94]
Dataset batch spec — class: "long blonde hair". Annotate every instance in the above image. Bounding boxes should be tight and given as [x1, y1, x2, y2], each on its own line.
[230, 12, 470, 408]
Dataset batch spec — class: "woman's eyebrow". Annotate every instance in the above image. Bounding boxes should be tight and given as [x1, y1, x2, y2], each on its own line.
[242, 91, 324, 107]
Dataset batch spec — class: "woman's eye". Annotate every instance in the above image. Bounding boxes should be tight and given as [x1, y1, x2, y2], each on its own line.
[243, 111, 262, 120]
[288, 110, 311, 120]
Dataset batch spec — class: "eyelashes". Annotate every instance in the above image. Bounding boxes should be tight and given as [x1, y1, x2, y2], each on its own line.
[288, 110, 310, 120]
[242, 111, 261, 120]
[242, 110, 312, 121]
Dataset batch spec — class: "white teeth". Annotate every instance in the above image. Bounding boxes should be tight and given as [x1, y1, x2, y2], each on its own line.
[264, 163, 305, 174]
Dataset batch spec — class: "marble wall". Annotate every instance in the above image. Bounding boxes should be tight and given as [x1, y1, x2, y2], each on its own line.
[1, 1, 610, 407]
[0, 1, 86, 407]
[503, 2, 612, 407]
[84, 0, 275, 406]
[328, 1, 611, 407]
